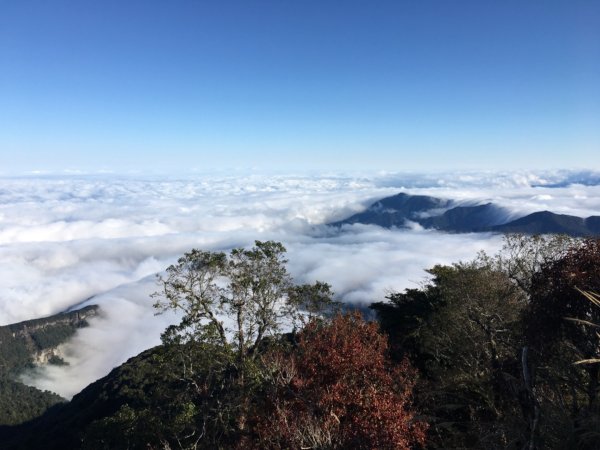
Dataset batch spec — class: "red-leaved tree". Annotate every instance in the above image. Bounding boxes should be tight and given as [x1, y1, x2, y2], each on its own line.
[251, 313, 427, 449]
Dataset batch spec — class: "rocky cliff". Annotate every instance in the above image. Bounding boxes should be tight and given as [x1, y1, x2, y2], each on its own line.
[0, 305, 99, 375]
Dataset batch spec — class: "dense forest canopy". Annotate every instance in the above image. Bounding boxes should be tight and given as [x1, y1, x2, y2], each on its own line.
[1, 235, 599, 449]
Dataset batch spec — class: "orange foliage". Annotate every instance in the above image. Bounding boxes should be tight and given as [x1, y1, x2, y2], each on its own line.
[253, 313, 427, 449]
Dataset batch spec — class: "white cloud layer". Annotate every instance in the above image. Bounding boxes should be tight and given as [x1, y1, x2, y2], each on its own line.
[1, 170, 599, 397]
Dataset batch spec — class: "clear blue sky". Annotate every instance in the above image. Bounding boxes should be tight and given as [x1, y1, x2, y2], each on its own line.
[1, 0, 599, 174]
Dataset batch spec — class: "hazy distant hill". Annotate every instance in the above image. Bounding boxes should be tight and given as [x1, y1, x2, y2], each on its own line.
[331, 193, 600, 237]
[492, 211, 600, 236]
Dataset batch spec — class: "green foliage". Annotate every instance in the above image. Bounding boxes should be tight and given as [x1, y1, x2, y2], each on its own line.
[0, 378, 64, 426]
[375, 261, 527, 448]
[0, 305, 98, 376]
[1, 243, 341, 450]
[370, 287, 436, 365]
[10, 235, 600, 449]
[47, 355, 68, 366]
[30, 324, 78, 350]
[0, 305, 97, 430]
[1, 346, 180, 449]
[3, 241, 420, 450]
[147, 240, 341, 448]
[156, 242, 284, 355]
[372, 234, 600, 449]
[287, 280, 341, 325]
[494, 233, 579, 295]
[0, 328, 33, 375]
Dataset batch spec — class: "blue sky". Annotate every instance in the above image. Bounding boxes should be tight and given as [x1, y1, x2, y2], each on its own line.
[1, 0, 599, 174]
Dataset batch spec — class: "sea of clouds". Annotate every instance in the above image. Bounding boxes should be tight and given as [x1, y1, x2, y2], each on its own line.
[1, 169, 600, 398]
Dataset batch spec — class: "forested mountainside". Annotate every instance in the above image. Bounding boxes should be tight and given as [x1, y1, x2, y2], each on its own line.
[0, 305, 98, 426]
[0, 305, 98, 374]
[2, 236, 600, 449]
[332, 192, 600, 236]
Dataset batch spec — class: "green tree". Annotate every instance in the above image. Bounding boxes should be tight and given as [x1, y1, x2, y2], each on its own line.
[373, 259, 528, 448]
[494, 233, 578, 295]
[150, 240, 336, 448]
[153, 241, 336, 364]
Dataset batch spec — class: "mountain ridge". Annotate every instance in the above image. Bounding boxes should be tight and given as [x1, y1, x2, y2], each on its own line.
[0, 305, 99, 427]
[330, 193, 600, 237]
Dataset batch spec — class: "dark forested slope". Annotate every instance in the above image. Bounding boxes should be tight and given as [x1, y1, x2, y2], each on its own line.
[0, 305, 99, 375]
[3, 237, 600, 449]
[0, 305, 99, 426]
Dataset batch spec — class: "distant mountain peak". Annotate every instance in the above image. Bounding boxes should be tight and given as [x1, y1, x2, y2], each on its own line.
[330, 192, 600, 237]
[330, 192, 450, 229]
